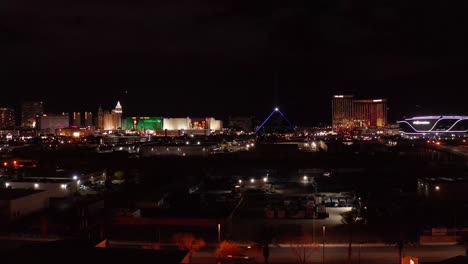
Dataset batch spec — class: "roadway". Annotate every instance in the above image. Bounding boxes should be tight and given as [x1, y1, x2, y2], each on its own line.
[436, 145, 468, 160]
[437, 145, 468, 159]
[192, 244, 466, 264]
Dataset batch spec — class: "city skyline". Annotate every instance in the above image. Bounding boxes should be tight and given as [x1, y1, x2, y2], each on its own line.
[0, 92, 466, 127]
[2, 0, 467, 126]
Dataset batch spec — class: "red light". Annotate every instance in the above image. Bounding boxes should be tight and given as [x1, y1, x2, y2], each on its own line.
[13, 161, 17, 164]
[3, 162, 7, 166]
[227, 255, 232, 258]
[427, 140, 430, 143]
[436, 142, 441, 145]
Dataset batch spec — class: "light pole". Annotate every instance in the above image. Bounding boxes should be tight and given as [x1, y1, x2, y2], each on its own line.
[358, 242, 361, 264]
[322, 225, 326, 264]
[313, 214, 316, 244]
[217, 223, 221, 264]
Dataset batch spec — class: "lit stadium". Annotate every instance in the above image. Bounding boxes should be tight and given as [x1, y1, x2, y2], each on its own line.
[398, 116, 468, 137]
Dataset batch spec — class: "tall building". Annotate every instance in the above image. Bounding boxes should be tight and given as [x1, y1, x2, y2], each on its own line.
[21, 101, 44, 128]
[84, 112, 93, 127]
[72, 112, 82, 127]
[113, 101, 122, 129]
[0, 107, 15, 129]
[103, 101, 123, 130]
[228, 116, 255, 132]
[38, 113, 69, 134]
[332, 95, 355, 130]
[332, 95, 387, 130]
[353, 99, 387, 128]
[97, 105, 104, 130]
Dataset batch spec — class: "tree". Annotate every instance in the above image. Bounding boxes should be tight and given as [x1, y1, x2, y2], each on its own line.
[341, 209, 360, 264]
[367, 194, 420, 264]
[215, 240, 243, 257]
[173, 233, 206, 264]
[287, 234, 319, 264]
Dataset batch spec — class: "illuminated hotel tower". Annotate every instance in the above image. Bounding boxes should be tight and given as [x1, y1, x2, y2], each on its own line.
[21, 101, 44, 128]
[332, 95, 354, 130]
[101, 101, 123, 130]
[353, 99, 387, 127]
[113, 101, 122, 129]
[332, 95, 387, 130]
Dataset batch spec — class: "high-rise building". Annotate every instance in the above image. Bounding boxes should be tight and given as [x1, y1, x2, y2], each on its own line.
[97, 105, 104, 130]
[84, 112, 93, 127]
[103, 101, 123, 130]
[21, 101, 44, 128]
[228, 116, 255, 132]
[38, 113, 69, 134]
[0, 107, 15, 129]
[332, 95, 387, 130]
[353, 99, 387, 128]
[113, 101, 122, 129]
[332, 95, 355, 130]
[72, 112, 82, 127]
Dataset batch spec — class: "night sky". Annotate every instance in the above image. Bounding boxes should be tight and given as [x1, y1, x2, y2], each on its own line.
[1, 0, 467, 125]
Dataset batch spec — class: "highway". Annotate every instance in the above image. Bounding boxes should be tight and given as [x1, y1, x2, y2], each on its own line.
[434, 145, 468, 160]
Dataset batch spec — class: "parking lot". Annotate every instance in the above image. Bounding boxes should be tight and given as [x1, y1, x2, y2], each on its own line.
[228, 171, 368, 243]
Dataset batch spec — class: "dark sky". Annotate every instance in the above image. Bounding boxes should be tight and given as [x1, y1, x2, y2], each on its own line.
[1, 0, 467, 125]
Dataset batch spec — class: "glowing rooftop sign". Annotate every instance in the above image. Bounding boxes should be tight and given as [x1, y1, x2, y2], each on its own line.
[373, 99, 383, 102]
[413, 121, 430, 125]
[334, 95, 344, 98]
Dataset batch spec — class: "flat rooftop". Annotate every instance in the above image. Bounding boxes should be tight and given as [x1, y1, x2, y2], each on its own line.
[0, 189, 44, 200]
[420, 177, 468, 183]
[8, 179, 73, 184]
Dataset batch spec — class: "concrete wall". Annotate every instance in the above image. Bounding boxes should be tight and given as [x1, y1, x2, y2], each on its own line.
[9, 191, 49, 220]
[140, 146, 212, 157]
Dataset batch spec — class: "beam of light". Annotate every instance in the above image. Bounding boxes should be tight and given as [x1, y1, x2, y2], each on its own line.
[255, 110, 276, 133]
[255, 108, 297, 134]
[277, 110, 296, 131]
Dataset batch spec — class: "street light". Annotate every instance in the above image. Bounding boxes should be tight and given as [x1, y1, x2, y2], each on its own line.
[322, 225, 326, 264]
[217, 223, 221, 264]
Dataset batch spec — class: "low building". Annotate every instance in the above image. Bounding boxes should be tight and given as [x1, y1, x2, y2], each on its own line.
[56, 127, 95, 137]
[163, 118, 190, 131]
[123, 117, 163, 131]
[163, 117, 223, 135]
[417, 177, 468, 202]
[140, 144, 215, 157]
[0, 189, 49, 223]
[5, 179, 77, 198]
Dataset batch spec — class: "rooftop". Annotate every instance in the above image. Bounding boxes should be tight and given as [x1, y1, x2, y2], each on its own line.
[420, 177, 468, 183]
[406, 116, 468, 120]
[0, 189, 45, 200]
